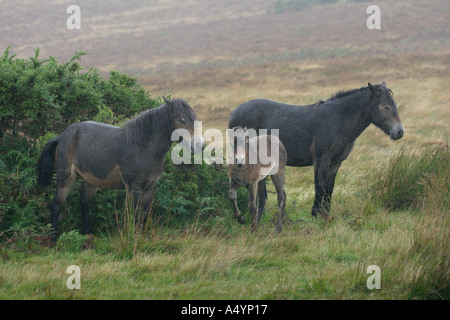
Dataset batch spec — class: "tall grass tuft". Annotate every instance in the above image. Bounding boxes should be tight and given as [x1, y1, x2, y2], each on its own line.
[371, 144, 449, 211]
[408, 151, 450, 299]
[370, 143, 449, 299]
[408, 209, 450, 299]
[105, 194, 154, 260]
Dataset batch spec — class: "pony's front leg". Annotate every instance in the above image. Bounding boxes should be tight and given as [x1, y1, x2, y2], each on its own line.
[130, 183, 157, 230]
[248, 183, 259, 232]
[228, 180, 245, 224]
[128, 187, 147, 230]
[140, 185, 158, 227]
[271, 174, 287, 233]
[322, 162, 342, 213]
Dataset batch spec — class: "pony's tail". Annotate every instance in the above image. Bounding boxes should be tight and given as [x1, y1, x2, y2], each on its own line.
[37, 136, 61, 187]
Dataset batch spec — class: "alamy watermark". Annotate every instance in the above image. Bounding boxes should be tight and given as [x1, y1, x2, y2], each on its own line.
[366, 265, 381, 290]
[66, 5, 81, 30]
[66, 5, 382, 31]
[66, 265, 81, 289]
[170, 122, 281, 173]
[366, 5, 381, 30]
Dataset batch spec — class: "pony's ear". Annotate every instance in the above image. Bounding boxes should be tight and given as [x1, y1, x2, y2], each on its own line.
[368, 83, 381, 97]
[163, 96, 171, 106]
[381, 81, 386, 87]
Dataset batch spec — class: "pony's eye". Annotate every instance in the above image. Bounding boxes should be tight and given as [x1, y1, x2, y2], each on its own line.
[180, 118, 186, 124]
[383, 105, 391, 111]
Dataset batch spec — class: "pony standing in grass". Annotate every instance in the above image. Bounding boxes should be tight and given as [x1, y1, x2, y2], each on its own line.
[38, 97, 203, 237]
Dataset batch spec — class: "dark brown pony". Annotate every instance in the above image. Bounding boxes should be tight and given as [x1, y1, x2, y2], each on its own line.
[227, 127, 288, 232]
[37, 98, 203, 236]
[229, 82, 404, 218]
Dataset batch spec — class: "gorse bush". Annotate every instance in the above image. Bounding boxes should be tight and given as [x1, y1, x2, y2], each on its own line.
[154, 154, 245, 222]
[1, 48, 100, 140]
[0, 47, 161, 142]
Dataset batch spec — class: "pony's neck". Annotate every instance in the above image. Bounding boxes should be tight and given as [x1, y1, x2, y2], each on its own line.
[144, 105, 173, 142]
[123, 105, 173, 154]
[339, 88, 372, 142]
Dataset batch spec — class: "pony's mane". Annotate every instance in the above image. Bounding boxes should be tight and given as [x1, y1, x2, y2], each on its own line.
[121, 98, 196, 151]
[316, 84, 393, 106]
[330, 86, 369, 101]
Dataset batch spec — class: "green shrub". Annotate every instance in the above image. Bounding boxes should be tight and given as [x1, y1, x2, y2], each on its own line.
[1, 224, 53, 254]
[56, 230, 88, 253]
[101, 71, 161, 118]
[0, 47, 161, 143]
[153, 151, 246, 225]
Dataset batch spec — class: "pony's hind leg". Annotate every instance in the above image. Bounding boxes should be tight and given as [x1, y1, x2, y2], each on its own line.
[248, 183, 259, 232]
[80, 182, 98, 235]
[271, 173, 287, 233]
[257, 179, 268, 224]
[51, 170, 77, 237]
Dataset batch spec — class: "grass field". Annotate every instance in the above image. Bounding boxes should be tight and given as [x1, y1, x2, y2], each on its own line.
[0, 0, 449, 300]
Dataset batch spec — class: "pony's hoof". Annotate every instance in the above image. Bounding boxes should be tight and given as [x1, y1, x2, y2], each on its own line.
[283, 216, 293, 225]
[237, 216, 245, 224]
[319, 212, 331, 221]
[228, 189, 237, 199]
[311, 208, 328, 219]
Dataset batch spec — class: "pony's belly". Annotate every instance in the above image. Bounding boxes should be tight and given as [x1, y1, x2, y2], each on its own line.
[286, 157, 313, 167]
[228, 169, 249, 187]
[74, 165, 124, 189]
[231, 175, 248, 187]
[258, 162, 278, 181]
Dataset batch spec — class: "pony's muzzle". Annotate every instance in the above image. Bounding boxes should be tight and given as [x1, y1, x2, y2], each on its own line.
[235, 155, 245, 167]
[390, 123, 405, 140]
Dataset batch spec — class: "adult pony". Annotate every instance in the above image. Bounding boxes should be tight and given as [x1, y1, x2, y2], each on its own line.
[38, 97, 203, 235]
[229, 82, 404, 218]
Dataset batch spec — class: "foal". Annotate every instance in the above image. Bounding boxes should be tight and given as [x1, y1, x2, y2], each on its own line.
[227, 127, 288, 232]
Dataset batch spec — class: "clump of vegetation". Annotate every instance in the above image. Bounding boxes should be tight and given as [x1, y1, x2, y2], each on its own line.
[0, 47, 158, 141]
[371, 145, 449, 211]
[366, 145, 449, 299]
